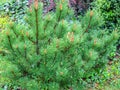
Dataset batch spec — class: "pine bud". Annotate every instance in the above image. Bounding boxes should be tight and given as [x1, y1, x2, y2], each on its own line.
[21, 30, 24, 35]
[34, 0, 38, 10]
[60, 72, 64, 76]
[6, 31, 9, 36]
[70, 32, 74, 42]
[44, 49, 47, 54]
[94, 39, 97, 45]
[70, 36, 74, 42]
[62, 0, 64, 3]
[24, 44, 26, 49]
[90, 10, 93, 17]
[59, 4, 62, 10]
[26, 32, 29, 37]
[67, 32, 74, 42]
[16, 45, 18, 48]
[67, 32, 71, 39]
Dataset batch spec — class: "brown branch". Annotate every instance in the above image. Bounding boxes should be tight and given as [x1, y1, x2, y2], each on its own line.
[85, 16, 92, 32]
[35, 8, 39, 55]
[24, 46, 27, 60]
[11, 71, 16, 77]
[28, 36, 36, 44]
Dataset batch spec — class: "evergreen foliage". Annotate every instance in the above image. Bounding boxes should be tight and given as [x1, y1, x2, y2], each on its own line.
[0, 0, 119, 89]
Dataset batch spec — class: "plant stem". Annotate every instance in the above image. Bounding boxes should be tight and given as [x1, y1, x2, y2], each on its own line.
[28, 36, 36, 44]
[24, 47, 27, 59]
[7, 35, 14, 51]
[35, 9, 39, 55]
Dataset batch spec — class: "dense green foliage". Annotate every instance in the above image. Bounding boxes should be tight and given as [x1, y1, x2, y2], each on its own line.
[93, 0, 120, 54]
[94, 0, 120, 30]
[0, 0, 119, 90]
[0, 0, 28, 24]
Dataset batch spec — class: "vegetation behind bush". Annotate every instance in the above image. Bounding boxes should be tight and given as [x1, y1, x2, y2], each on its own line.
[0, 0, 28, 24]
[93, 0, 120, 30]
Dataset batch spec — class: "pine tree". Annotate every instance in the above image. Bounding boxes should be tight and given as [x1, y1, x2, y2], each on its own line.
[0, 0, 119, 89]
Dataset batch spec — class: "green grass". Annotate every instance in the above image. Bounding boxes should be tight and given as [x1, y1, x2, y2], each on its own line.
[88, 56, 120, 90]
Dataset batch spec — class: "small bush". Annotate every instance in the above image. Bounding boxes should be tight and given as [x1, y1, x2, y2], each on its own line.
[0, 0, 119, 89]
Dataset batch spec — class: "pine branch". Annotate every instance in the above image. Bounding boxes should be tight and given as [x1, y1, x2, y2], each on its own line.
[85, 16, 92, 32]
[36, 58, 43, 67]
[7, 35, 14, 52]
[24, 45, 27, 60]
[22, 35, 25, 42]
[16, 47, 22, 56]
[11, 71, 16, 77]
[35, 8, 39, 55]
[80, 14, 92, 38]
[50, 52, 57, 68]
[44, 21, 50, 33]
[54, 10, 62, 31]
[28, 36, 36, 44]
[48, 38, 51, 45]
[12, 29, 18, 37]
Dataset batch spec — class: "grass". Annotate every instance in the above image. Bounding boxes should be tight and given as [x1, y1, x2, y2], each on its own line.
[88, 55, 120, 90]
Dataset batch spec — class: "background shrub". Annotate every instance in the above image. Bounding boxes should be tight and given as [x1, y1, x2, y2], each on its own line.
[93, 0, 120, 30]
[0, 0, 28, 24]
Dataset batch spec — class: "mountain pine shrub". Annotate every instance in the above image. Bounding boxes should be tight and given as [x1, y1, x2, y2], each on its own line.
[0, 0, 119, 89]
